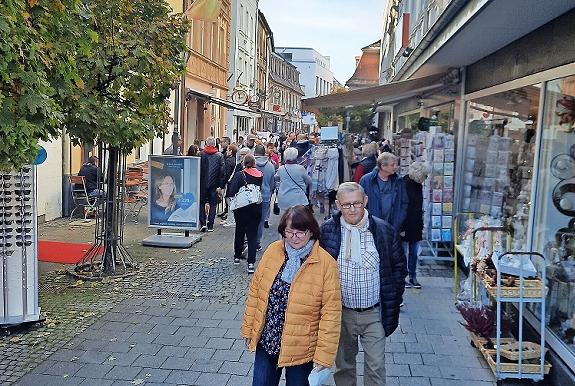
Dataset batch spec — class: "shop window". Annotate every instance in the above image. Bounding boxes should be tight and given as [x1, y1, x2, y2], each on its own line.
[461, 84, 541, 248]
[531, 74, 575, 358]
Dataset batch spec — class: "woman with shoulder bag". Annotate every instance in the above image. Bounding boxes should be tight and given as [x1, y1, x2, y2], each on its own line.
[275, 147, 312, 214]
[226, 154, 263, 273]
[241, 205, 341, 386]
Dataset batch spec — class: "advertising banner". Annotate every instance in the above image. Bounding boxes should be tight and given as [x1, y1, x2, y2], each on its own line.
[148, 156, 200, 230]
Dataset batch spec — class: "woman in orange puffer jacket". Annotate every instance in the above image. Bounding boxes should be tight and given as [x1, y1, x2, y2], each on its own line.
[241, 205, 342, 386]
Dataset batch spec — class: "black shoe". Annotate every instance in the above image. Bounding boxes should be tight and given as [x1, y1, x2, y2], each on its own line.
[207, 227, 214, 232]
[234, 258, 240, 265]
[264, 221, 269, 228]
[200, 225, 207, 232]
[247, 263, 255, 274]
[405, 281, 412, 289]
[220, 213, 228, 220]
[410, 278, 422, 289]
[256, 244, 262, 252]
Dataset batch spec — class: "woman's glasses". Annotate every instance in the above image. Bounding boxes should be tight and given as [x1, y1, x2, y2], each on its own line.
[285, 229, 309, 239]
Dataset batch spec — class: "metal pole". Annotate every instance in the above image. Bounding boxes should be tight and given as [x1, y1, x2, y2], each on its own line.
[172, 86, 180, 155]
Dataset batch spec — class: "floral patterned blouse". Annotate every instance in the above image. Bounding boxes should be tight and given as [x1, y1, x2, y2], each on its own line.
[259, 259, 290, 356]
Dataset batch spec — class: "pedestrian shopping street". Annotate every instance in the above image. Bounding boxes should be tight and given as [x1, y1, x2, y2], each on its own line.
[0, 207, 515, 386]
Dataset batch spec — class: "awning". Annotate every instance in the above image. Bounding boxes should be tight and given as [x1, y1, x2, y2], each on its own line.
[302, 72, 448, 110]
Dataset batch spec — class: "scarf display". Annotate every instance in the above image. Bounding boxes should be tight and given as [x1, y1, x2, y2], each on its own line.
[340, 209, 369, 265]
[281, 239, 314, 284]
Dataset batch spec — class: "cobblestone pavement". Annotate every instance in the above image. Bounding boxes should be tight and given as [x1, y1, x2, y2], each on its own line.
[2, 207, 532, 386]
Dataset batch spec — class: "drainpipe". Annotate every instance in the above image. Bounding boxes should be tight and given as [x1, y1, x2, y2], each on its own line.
[393, 0, 474, 81]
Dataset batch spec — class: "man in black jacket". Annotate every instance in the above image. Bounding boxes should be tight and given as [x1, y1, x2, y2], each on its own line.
[199, 137, 225, 232]
[320, 182, 407, 386]
[77, 156, 103, 197]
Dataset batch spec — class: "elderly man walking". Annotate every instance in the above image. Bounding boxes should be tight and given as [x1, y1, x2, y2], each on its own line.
[320, 182, 407, 386]
[254, 144, 276, 251]
[359, 152, 408, 233]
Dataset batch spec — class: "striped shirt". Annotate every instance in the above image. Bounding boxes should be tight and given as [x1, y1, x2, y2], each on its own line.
[338, 222, 380, 308]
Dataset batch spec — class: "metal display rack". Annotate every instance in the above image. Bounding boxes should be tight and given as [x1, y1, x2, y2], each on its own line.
[470, 246, 550, 383]
[0, 166, 41, 326]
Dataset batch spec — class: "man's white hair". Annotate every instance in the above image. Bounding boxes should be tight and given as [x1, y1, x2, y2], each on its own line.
[284, 147, 298, 161]
[336, 182, 366, 200]
[205, 137, 216, 146]
[239, 147, 252, 155]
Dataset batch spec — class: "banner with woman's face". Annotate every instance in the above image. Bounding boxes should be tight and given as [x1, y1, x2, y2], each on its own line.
[148, 156, 200, 230]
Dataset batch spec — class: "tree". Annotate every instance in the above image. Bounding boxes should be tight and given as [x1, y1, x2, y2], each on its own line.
[63, 0, 189, 275]
[0, 0, 92, 171]
[316, 105, 375, 133]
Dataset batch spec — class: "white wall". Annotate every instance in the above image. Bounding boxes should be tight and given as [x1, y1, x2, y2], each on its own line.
[276, 47, 335, 99]
[36, 138, 63, 221]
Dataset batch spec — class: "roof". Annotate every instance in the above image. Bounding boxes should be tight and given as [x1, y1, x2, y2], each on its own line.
[346, 42, 381, 89]
[303, 72, 448, 109]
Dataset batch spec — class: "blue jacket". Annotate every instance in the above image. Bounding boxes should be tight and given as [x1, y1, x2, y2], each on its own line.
[359, 170, 408, 232]
[255, 156, 276, 203]
[319, 212, 407, 337]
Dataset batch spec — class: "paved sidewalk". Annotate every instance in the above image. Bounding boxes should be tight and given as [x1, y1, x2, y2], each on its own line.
[4, 208, 513, 386]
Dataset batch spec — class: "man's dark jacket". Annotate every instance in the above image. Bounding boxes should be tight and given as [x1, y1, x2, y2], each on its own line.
[77, 162, 101, 193]
[320, 212, 407, 337]
[359, 170, 408, 232]
[200, 146, 225, 192]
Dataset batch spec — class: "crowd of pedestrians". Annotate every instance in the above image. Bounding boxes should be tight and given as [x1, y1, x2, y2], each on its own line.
[184, 129, 428, 385]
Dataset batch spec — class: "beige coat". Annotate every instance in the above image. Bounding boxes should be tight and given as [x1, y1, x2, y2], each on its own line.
[240, 240, 341, 367]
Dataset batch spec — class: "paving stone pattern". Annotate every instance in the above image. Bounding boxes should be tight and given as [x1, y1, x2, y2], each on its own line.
[3, 209, 534, 385]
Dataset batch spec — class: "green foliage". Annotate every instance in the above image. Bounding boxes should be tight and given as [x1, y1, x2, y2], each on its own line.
[0, 0, 92, 171]
[316, 105, 375, 133]
[63, 0, 190, 152]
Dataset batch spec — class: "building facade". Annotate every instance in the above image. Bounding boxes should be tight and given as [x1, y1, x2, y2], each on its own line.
[268, 52, 304, 133]
[226, 0, 259, 139]
[255, 10, 274, 132]
[276, 47, 336, 99]
[184, 0, 232, 143]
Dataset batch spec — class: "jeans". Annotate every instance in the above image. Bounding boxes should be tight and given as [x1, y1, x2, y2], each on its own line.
[252, 344, 313, 386]
[233, 204, 261, 264]
[256, 201, 271, 246]
[403, 241, 420, 279]
[199, 189, 219, 228]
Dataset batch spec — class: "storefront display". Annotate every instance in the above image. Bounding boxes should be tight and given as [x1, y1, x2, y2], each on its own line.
[531, 74, 575, 359]
[461, 84, 540, 251]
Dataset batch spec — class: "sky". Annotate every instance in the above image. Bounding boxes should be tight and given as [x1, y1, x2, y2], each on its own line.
[259, 0, 386, 84]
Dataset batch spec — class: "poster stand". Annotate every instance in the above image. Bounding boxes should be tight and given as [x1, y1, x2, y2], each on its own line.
[142, 155, 202, 248]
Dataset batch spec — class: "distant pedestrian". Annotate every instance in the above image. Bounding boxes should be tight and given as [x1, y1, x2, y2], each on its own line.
[226, 154, 263, 273]
[241, 205, 342, 386]
[275, 147, 311, 213]
[199, 137, 225, 232]
[254, 144, 276, 251]
[351, 142, 378, 183]
[359, 152, 408, 233]
[402, 162, 429, 289]
[320, 182, 407, 386]
[218, 144, 238, 221]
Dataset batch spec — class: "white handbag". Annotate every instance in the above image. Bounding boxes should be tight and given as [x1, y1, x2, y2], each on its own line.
[229, 172, 262, 211]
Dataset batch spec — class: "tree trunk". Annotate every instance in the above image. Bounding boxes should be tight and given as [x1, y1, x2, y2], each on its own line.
[102, 146, 119, 275]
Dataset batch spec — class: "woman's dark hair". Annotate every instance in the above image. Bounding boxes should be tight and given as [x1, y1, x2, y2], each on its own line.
[278, 205, 320, 240]
[186, 144, 199, 156]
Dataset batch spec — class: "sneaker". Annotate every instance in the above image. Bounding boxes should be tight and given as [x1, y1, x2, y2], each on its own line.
[247, 263, 255, 274]
[264, 221, 269, 229]
[234, 258, 241, 265]
[200, 225, 207, 232]
[256, 244, 262, 252]
[207, 227, 214, 232]
[223, 221, 235, 228]
[220, 213, 228, 220]
[410, 278, 422, 289]
[405, 281, 412, 289]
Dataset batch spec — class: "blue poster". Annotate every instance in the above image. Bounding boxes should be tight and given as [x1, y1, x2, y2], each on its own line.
[148, 156, 200, 230]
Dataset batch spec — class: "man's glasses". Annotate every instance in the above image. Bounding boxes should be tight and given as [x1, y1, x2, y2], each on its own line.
[285, 229, 308, 238]
[339, 202, 365, 210]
